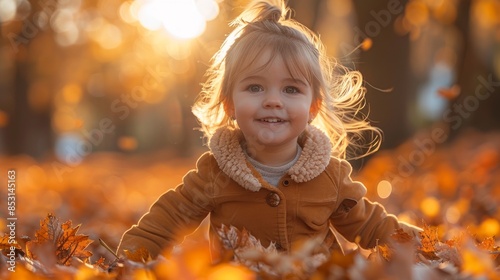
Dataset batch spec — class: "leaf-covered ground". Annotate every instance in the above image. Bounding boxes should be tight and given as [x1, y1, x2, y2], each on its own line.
[1, 129, 499, 279]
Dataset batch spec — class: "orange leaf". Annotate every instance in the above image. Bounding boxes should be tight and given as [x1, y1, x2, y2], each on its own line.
[0, 235, 17, 250]
[124, 247, 152, 263]
[418, 224, 440, 260]
[26, 214, 93, 265]
[390, 228, 414, 244]
[94, 256, 109, 270]
[478, 236, 495, 251]
[0, 234, 24, 260]
[377, 244, 392, 261]
[477, 236, 500, 260]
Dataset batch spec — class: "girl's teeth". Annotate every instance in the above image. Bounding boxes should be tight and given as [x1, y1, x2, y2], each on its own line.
[262, 119, 281, 122]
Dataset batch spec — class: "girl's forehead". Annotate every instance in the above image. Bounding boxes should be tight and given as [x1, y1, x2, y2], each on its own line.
[235, 47, 312, 82]
[241, 48, 275, 72]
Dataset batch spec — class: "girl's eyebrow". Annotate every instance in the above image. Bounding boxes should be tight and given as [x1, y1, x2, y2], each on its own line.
[287, 77, 309, 87]
[238, 75, 262, 83]
[239, 75, 309, 87]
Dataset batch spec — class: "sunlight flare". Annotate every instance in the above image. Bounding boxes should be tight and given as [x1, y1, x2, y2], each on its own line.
[134, 0, 218, 39]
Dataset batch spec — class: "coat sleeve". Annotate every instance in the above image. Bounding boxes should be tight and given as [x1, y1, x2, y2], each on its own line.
[116, 152, 216, 258]
[329, 159, 421, 249]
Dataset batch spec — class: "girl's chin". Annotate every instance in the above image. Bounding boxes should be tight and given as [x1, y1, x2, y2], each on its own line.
[240, 124, 305, 145]
[255, 128, 283, 143]
[255, 131, 301, 147]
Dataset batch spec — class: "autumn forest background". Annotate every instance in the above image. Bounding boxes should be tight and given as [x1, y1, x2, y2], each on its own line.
[1, 0, 500, 278]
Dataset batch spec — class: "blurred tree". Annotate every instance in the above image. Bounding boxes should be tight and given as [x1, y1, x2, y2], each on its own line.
[290, 0, 416, 152]
[351, 0, 415, 150]
[450, 0, 500, 136]
[2, 16, 56, 158]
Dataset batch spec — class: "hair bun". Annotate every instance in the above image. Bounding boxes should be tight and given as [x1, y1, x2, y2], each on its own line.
[236, 0, 289, 25]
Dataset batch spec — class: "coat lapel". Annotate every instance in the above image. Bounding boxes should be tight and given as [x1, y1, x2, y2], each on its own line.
[209, 125, 332, 191]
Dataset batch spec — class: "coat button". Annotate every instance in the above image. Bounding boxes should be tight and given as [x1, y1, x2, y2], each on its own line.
[282, 180, 290, 186]
[266, 192, 280, 207]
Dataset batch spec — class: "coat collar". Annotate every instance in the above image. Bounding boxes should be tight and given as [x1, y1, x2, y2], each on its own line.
[209, 125, 332, 192]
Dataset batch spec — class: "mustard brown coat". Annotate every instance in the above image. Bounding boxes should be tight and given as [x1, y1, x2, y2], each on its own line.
[117, 125, 417, 259]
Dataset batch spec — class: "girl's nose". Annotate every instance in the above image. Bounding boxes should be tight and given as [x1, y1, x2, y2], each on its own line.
[263, 90, 283, 108]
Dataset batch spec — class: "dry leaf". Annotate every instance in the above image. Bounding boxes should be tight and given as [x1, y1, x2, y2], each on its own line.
[418, 225, 440, 260]
[124, 247, 152, 263]
[391, 228, 414, 244]
[377, 244, 392, 261]
[0, 235, 21, 251]
[26, 213, 93, 266]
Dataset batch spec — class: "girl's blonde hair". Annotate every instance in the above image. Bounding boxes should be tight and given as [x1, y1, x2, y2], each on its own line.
[192, 0, 381, 159]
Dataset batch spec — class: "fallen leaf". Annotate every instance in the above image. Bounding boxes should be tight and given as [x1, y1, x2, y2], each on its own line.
[124, 247, 152, 263]
[418, 224, 440, 260]
[26, 213, 93, 266]
[391, 228, 414, 244]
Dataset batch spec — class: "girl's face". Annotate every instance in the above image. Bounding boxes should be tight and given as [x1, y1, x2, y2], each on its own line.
[228, 49, 317, 153]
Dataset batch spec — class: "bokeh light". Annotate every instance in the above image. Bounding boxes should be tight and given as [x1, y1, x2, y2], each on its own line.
[473, 0, 500, 28]
[0, 0, 17, 23]
[161, 1, 206, 39]
[405, 0, 429, 27]
[61, 84, 83, 105]
[118, 136, 139, 151]
[0, 110, 8, 128]
[479, 218, 500, 237]
[119, 1, 137, 24]
[445, 205, 461, 224]
[377, 180, 392, 199]
[420, 197, 440, 218]
[196, 0, 220, 21]
[132, 0, 218, 39]
[94, 22, 123, 49]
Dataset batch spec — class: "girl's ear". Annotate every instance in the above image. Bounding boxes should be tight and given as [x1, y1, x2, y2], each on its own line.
[309, 98, 321, 120]
[223, 100, 235, 119]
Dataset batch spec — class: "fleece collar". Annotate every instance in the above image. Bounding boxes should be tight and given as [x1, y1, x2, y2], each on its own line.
[209, 125, 332, 192]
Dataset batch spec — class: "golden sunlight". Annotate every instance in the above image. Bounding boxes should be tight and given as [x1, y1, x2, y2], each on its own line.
[135, 0, 219, 39]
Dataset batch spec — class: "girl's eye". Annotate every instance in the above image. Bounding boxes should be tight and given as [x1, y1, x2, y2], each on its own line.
[284, 86, 299, 94]
[247, 84, 262, 92]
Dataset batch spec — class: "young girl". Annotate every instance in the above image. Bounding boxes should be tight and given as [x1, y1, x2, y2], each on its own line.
[118, 0, 420, 262]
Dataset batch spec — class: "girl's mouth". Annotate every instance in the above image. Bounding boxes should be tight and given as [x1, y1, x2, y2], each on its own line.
[259, 118, 285, 123]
